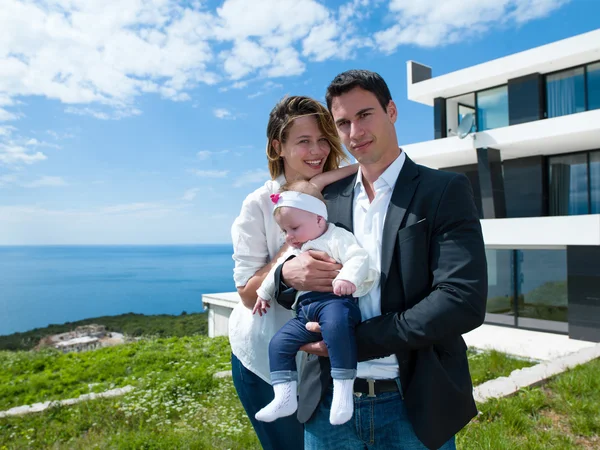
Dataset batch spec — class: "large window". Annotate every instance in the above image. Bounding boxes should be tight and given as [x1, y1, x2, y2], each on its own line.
[549, 153, 589, 216]
[588, 62, 600, 111]
[516, 250, 568, 329]
[546, 68, 586, 118]
[485, 249, 568, 333]
[485, 249, 515, 326]
[476, 86, 508, 131]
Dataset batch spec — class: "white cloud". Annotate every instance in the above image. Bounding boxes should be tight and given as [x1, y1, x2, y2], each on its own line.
[0, 0, 217, 110]
[197, 150, 229, 160]
[0, 0, 570, 122]
[100, 203, 165, 214]
[0, 143, 47, 166]
[233, 169, 270, 187]
[0, 108, 21, 121]
[65, 106, 142, 120]
[193, 169, 229, 178]
[182, 187, 200, 201]
[375, 0, 571, 52]
[248, 81, 284, 99]
[21, 176, 68, 188]
[46, 130, 75, 140]
[0, 126, 58, 168]
[213, 108, 241, 120]
[0, 174, 68, 188]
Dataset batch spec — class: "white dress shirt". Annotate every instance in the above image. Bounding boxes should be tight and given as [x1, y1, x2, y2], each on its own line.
[230, 175, 301, 384]
[353, 150, 406, 380]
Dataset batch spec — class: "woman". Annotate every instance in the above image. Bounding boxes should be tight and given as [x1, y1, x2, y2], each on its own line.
[230, 96, 347, 449]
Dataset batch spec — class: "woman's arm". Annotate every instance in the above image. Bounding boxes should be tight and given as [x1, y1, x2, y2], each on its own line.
[310, 163, 358, 191]
[237, 243, 289, 308]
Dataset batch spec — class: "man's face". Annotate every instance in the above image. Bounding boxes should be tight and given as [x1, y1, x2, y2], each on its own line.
[330, 87, 397, 167]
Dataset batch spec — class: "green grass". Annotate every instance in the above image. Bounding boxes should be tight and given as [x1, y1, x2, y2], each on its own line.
[0, 312, 208, 351]
[468, 349, 535, 386]
[0, 335, 229, 411]
[458, 358, 600, 449]
[0, 338, 539, 449]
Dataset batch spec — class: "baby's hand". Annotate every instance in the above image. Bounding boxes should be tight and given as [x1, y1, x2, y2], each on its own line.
[333, 279, 356, 296]
[252, 298, 270, 316]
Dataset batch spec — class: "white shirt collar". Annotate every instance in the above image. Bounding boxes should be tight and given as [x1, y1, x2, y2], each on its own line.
[354, 150, 406, 192]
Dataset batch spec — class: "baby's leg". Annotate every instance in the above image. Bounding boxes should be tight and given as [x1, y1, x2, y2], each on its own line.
[313, 299, 362, 425]
[255, 316, 322, 423]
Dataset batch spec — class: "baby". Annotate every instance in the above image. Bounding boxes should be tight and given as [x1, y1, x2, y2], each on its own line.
[252, 180, 378, 426]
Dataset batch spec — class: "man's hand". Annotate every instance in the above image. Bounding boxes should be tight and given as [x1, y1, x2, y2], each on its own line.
[252, 297, 270, 316]
[333, 279, 356, 296]
[299, 322, 329, 357]
[281, 250, 342, 292]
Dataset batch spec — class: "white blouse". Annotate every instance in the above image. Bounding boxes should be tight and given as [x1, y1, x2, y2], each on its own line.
[229, 175, 302, 383]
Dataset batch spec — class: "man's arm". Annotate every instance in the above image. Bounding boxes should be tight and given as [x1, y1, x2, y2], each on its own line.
[273, 251, 343, 309]
[356, 174, 488, 361]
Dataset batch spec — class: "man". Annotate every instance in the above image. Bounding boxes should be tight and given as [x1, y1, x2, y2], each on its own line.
[273, 70, 488, 450]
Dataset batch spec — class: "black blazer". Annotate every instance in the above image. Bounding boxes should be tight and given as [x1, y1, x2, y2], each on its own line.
[275, 155, 488, 450]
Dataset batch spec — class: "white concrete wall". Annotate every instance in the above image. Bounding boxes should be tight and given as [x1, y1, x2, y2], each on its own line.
[402, 109, 600, 169]
[481, 215, 600, 248]
[407, 29, 600, 106]
[203, 292, 240, 338]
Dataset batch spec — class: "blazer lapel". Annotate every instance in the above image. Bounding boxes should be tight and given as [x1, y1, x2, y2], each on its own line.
[380, 156, 420, 290]
[328, 175, 355, 232]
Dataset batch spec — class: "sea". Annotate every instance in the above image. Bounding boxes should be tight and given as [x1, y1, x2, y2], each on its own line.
[0, 245, 235, 336]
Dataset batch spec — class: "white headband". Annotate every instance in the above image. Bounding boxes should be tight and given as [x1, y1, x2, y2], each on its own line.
[270, 191, 328, 220]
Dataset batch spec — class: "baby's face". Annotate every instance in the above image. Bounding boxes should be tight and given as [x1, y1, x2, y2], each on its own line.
[276, 207, 324, 249]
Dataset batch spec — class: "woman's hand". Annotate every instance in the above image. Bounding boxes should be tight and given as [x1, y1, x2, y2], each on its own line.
[281, 250, 342, 292]
[252, 298, 270, 316]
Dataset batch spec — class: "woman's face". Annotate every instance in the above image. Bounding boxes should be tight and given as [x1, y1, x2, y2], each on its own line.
[276, 116, 331, 181]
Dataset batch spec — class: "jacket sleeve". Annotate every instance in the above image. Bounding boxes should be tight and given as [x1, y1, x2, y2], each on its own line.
[356, 174, 488, 360]
[331, 227, 378, 298]
[273, 255, 299, 310]
[256, 250, 295, 302]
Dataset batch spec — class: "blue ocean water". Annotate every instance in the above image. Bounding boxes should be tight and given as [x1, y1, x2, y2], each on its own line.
[0, 245, 235, 336]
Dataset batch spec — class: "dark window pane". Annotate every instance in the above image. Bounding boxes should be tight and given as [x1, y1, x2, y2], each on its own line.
[591, 151, 600, 214]
[485, 249, 515, 326]
[588, 62, 600, 111]
[476, 86, 508, 131]
[549, 153, 589, 215]
[546, 68, 585, 118]
[516, 250, 568, 329]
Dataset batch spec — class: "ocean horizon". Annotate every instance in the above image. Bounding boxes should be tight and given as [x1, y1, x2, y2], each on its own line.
[0, 244, 236, 336]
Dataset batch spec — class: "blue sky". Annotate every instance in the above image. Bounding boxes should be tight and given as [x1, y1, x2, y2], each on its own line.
[0, 0, 598, 245]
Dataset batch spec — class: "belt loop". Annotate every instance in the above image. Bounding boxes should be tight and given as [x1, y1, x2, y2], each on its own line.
[367, 379, 376, 398]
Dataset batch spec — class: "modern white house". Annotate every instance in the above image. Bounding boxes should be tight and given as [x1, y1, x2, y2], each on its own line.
[404, 29, 600, 342]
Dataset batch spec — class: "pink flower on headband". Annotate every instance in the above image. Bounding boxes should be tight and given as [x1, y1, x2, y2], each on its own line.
[270, 193, 281, 204]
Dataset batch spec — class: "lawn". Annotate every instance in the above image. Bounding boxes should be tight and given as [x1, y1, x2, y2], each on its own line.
[457, 358, 600, 449]
[0, 336, 539, 450]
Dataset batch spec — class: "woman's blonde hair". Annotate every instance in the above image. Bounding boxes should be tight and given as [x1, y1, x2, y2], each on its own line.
[266, 96, 347, 179]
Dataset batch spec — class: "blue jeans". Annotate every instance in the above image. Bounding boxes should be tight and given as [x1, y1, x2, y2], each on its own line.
[305, 383, 456, 450]
[269, 292, 362, 384]
[231, 353, 304, 450]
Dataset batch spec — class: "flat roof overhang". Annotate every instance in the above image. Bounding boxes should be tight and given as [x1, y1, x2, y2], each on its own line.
[402, 109, 600, 169]
[407, 29, 600, 106]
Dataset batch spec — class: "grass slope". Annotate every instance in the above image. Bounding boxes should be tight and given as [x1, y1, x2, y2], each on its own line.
[0, 312, 208, 351]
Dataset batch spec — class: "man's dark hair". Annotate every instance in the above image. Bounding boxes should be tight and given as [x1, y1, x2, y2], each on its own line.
[325, 70, 392, 112]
